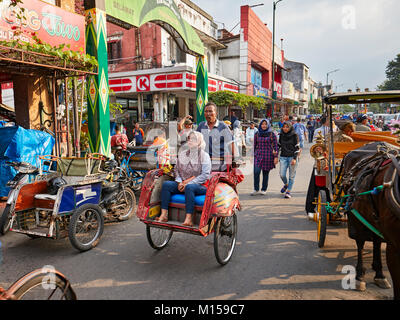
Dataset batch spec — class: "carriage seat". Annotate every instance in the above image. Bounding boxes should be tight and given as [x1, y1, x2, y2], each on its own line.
[169, 194, 206, 207]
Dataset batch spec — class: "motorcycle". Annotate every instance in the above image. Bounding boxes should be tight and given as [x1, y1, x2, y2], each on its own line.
[99, 158, 136, 222]
[0, 161, 39, 235]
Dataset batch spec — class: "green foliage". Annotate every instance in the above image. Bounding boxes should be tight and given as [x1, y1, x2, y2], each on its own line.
[378, 53, 400, 90]
[341, 104, 355, 113]
[309, 99, 322, 114]
[208, 90, 266, 111]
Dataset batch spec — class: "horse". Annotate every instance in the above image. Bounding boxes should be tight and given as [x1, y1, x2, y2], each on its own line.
[341, 142, 400, 299]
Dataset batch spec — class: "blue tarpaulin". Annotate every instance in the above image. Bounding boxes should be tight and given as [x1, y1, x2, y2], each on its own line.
[0, 126, 54, 197]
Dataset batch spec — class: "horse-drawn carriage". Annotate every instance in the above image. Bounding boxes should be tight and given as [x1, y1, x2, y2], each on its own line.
[307, 90, 400, 298]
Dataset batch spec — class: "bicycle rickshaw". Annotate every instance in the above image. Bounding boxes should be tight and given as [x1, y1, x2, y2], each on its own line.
[136, 159, 243, 265]
[4, 153, 136, 252]
[309, 90, 400, 248]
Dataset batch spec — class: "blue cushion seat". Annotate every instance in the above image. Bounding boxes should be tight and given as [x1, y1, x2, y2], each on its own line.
[170, 193, 206, 206]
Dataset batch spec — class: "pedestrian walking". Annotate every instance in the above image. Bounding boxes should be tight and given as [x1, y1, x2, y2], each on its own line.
[293, 118, 307, 158]
[251, 119, 279, 196]
[306, 116, 317, 143]
[233, 120, 245, 158]
[245, 121, 258, 157]
[278, 121, 300, 199]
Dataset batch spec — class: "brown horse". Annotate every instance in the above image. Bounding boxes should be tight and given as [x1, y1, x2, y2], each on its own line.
[342, 142, 400, 299]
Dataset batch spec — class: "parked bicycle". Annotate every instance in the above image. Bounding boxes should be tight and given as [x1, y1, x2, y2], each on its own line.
[0, 267, 76, 300]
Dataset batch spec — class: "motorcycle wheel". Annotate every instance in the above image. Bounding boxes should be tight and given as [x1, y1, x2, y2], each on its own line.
[116, 187, 137, 221]
[0, 204, 12, 235]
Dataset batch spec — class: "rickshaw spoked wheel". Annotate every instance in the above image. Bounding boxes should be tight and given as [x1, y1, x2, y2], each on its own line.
[146, 225, 173, 250]
[317, 190, 328, 248]
[68, 204, 104, 252]
[0, 204, 12, 235]
[214, 213, 237, 266]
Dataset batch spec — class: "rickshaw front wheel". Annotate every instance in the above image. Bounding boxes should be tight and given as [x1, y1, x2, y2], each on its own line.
[146, 225, 173, 250]
[317, 190, 328, 248]
[68, 204, 104, 252]
[214, 214, 238, 266]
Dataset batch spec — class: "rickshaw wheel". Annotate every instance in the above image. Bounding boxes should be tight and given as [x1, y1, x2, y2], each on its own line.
[317, 190, 328, 248]
[68, 204, 104, 252]
[0, 204, 11, 235]
[214, 214, 237, 266]
[146, 225, 173, 250]
[116, 187, 137, 221]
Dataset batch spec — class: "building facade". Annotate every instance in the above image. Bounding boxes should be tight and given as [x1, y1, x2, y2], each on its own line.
[106, 0, 239, 138]
[218, 5, 286, 121]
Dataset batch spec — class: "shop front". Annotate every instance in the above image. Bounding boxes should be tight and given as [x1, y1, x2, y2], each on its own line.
[0, 0, 96, 157]
[109, 65, 239, 125]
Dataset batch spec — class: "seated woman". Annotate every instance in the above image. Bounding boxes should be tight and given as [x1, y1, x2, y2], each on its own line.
[156, 131, 211, 227]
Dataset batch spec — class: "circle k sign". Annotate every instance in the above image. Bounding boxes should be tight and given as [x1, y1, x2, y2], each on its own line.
[136, 75, 150, 92]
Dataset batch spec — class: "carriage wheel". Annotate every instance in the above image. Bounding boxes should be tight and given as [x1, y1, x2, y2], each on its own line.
[146, 225, 173, 250]
[6, 269, 77, 300]
[317, 190, 328, 248]
[214, 214, 238, 266]
[115, 187, 137, 221]
[0, 204, 12, 235]
[68, 204, 104, 252]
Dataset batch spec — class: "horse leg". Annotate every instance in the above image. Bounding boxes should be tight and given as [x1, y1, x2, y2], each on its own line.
[355, 239, 367, 291]
[372, 239, 392, 289]
[386, 243, 400, 300]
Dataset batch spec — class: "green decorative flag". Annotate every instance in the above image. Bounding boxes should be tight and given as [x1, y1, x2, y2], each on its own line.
[85, 8, 111, 156]
[196, 56, 208, 124]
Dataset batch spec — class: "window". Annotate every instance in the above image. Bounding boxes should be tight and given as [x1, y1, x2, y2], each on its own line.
[167, 36, 186, 64]
[108, 41, 122, 64]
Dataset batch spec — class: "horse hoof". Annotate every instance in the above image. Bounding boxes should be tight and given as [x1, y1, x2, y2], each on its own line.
[356, 280, 366, 291]
[374, 278, 392, 289]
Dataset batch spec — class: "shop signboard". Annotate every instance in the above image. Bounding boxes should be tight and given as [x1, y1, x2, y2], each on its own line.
[0, 0, 85, 52]
[109, 72, 239, 94]
[282, 80, 295, 100]
[274, 81, 282, 98]
[253, 84, 269, 100]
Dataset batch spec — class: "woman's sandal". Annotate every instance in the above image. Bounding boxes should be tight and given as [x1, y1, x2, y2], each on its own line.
[182, 221, 194, 227]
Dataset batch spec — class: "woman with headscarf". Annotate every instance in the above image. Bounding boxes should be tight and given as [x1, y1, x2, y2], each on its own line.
[279, 121, 300, 199]
[251, 119, 279, 196]
[157, 131, 211, 227]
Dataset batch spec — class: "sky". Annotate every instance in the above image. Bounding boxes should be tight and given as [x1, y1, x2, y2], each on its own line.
[194, 0, 400, 92]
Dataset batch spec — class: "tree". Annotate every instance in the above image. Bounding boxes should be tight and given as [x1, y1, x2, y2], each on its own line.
[378, 54, 400, 90]
[309, 99, 322, 114]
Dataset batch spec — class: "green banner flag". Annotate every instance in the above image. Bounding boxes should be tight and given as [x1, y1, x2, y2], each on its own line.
[105, 0, 204, 56]
[196, 56, 208, 124]
[85, 8, 111, 156]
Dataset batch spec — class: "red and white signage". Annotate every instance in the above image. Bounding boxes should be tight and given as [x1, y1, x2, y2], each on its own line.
[274, 81, 283, 98]
[109, 71, 239, 94]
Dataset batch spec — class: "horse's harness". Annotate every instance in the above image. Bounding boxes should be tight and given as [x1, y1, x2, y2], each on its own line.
[341, 143, 400, 237]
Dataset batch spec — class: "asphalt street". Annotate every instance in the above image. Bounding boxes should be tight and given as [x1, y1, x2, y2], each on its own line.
[0, 143, 394, 300]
